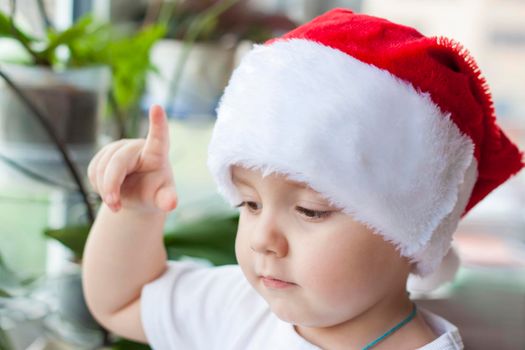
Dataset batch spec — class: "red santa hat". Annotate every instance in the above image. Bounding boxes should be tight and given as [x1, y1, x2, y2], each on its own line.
[207, 9, 524, 277]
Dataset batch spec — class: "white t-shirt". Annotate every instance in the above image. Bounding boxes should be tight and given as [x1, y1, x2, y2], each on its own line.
[141, 261, 464, 350]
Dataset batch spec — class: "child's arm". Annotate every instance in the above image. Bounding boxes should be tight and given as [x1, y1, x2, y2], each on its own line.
[82, 106, 178, 343]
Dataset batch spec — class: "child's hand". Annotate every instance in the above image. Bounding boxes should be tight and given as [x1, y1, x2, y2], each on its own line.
[87, 105, 178, 213]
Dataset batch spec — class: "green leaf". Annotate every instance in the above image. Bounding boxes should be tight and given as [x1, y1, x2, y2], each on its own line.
[0, 11, 35, 45]
[0, 11, 45, 64]
[0, 288, 12, 298]
[164, 213, 238, 266]
[0, 327, 13, 350]
[1, 10, 166, 137]
[43, 212, 239, 266]
[103, 24, 166, 109]
[66, 22, 112, 67]
[64, 21, 166, 134]
[111, 338, 151, 350]
[43, 225, 90, 261]
[39, 15, 95, 63]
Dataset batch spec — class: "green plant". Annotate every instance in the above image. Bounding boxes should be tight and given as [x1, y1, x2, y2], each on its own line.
[163, 212, 238, 265]
[0, 7, 165, 224]
[44, 212, 239, 265]
[110, 338, 152, 350]
[0, 10, 166, 138]
[65, 18, 166, 138]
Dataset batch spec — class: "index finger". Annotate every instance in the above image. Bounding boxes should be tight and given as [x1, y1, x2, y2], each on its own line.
[143, 105, 170, 160]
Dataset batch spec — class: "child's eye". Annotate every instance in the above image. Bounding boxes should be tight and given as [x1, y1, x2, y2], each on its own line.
[296, 206, 332, 221]
[235, 202, 332, 221]
[235, 201, 261, 213]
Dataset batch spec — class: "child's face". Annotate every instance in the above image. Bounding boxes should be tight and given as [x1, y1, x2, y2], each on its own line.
[232, 165, 410, 328]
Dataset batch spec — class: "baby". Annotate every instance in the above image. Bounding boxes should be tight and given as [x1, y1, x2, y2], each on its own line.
[82, 9, 524, 350]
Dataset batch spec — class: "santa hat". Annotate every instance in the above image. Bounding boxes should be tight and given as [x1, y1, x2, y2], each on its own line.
[207, 9, 524, 277]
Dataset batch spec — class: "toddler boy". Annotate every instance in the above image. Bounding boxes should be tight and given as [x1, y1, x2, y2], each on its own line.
[83, 9, 523, 350]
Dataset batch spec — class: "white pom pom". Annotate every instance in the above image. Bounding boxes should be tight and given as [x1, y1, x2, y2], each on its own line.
[407, 246, 460, 293]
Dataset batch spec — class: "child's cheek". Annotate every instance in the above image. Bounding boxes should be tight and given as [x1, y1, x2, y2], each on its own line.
[234, 225, 254, 276]
[295, 259, 375, 326]
[301, 256, 366, 299]
[295, 237, 378, 301]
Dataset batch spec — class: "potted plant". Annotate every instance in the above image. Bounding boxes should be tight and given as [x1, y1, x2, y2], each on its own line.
[0, 5, 166, 217]
[0, 5, 164, 348]
[146, 0, 296, 118]
[0, 10, 166, 137]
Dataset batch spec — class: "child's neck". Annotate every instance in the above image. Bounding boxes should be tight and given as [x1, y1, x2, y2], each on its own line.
[294, 289, 435, 350]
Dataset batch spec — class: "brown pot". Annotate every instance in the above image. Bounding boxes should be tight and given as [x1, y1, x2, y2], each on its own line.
[0, 64, 110, 145]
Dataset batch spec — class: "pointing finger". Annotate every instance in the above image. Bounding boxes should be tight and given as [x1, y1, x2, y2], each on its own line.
[141, 105, 170, 170]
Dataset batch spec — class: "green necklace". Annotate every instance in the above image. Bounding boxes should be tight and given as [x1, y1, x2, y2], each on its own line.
[362, 303, 417, 350]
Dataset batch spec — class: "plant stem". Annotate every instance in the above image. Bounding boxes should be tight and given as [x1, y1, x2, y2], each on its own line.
[8, 0, 49, 66]
[0, 68, 95, 224]
[157, 0, 179, 26]
[108, 90, 127, 139]
[142, 0, 163, 28]
[36, 0, 54, 32]
[0, 152, 80, 192]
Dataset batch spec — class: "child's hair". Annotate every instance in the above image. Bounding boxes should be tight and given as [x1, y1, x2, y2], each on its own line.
[207, 9, 523, 279]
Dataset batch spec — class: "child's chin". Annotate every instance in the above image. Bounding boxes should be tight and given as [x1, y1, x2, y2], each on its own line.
[272, 304, 351, 329]
[271, 307, 298, 324]
[268, 301, 312, 326]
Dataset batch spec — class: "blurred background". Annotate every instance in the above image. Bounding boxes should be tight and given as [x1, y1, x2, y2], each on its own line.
[0, 0, 523, 349]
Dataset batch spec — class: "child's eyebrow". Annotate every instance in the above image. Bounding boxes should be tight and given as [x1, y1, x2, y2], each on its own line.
[232, 173, 335, 206]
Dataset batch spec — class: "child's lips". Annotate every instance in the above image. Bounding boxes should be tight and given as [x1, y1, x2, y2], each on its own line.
[260, 275, 296, 289]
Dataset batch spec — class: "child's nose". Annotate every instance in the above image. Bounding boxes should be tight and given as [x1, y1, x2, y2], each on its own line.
[250, 215, 289, 258]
